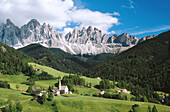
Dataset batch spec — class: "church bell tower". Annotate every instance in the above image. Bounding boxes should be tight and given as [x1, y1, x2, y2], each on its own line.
[59, 79, 61, 90]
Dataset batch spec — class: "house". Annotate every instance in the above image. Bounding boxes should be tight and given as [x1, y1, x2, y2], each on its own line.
[100, 90, 105, 95]
[96, 77, 101, 79]
[32, 87, 47, 98]
[117, 90, 121, 93]
[121, 89, 128, 93]
[117, 89, 131, 94]
[52, 79, 72, 95]
[17, 89, 27, 92]
[33, 68, 42, 71]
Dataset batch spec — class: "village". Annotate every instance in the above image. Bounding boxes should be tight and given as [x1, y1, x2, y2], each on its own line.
[24, 68, 132, 101]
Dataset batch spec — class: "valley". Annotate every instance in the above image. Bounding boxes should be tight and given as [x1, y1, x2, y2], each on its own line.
[0, 30, 170, 112]
[0, 0, 170, 111]
[0, 63, 170, 112]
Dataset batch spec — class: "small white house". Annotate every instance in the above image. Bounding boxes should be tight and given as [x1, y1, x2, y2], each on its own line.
[121, 89, 130, 94]
[100, 90, 105, 95]
[96, 77, 101, 79]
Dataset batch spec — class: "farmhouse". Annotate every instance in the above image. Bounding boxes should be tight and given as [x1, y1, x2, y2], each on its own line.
[32, 87, 47, 97]
[96, 77, 101, 79]
[33, 68, 42, 71]
[117, 89, 131, 94]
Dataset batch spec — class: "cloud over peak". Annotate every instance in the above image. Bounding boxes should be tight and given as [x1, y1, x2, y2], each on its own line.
[0, 0, 119, 34]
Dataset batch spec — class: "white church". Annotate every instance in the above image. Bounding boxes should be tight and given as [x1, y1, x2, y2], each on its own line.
[52, 79, 72, 95]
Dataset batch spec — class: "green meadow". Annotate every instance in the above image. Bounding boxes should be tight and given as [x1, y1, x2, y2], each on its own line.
[19, 95, 170, 112]
[0, 63, 169, 112]
[29, 62, 102, 87]
[0, 88, 32, 106]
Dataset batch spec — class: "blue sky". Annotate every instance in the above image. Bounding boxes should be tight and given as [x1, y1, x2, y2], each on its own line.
[0, 0, 169, 38]
[73, 0, 170, 38]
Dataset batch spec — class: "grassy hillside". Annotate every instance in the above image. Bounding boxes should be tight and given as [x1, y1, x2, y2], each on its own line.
[29, 62, 102, 88]
[19, 44, 87, 73]
[1, 90, 169, 112]
[0, 88, 32, 106]
[19, 44, 116, 73]
[0, 41, 35, 75]
[85, 31, 170, 94]
[0, 88, 169, 112]
[0, 62, 170, 112]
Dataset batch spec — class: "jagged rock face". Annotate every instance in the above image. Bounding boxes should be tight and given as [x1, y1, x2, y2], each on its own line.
[113, 33, 139, 46]
[137, 35, 157, 44]
[0, 19, 20, 46]
[0, 19, 157, 55]
[65, 26, 103, 44]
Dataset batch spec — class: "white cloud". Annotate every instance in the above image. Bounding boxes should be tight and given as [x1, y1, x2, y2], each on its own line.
[0, 0, 119, 34]
[0, 0, 74, 29]
[70, 9, 118, 33]
[113, 12, 120, 16]
[106, 31, 116, 35]
[131, 26, 170, 35]
[122, 0, 135, 13]
[129, 0, 135, 9]
[62, 27, 74, 35]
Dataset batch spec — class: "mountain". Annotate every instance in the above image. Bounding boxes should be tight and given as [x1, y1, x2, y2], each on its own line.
[0, 19, 156, 55]
[19, 44, 116, 73]
[18, 44, 87, 73]
[0, 41, 35, 75]
[85, 31, 170, 93]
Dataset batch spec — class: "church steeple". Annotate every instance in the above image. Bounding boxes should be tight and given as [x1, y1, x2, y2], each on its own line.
[59, 79, 61, 90]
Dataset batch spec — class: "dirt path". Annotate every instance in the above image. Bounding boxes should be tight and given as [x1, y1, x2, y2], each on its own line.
[0, 98, 33, 109]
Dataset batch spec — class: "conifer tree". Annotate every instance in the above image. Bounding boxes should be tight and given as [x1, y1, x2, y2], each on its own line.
[48, 92, 53, 101]
[152, 105, 158, 112]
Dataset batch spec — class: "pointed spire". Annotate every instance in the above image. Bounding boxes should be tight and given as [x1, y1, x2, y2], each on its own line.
[27, 19, 40, 26]
[59, 79, 61, 90]
[6, 18, 14, 26]
[87, 26, 93, 32]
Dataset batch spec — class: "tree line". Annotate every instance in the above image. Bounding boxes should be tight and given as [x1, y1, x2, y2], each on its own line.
[85, 31, 170, 104]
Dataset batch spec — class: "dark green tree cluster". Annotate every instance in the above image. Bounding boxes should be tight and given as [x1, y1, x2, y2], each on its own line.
[60, 74, 85, 91]
[48, 92, 54, 101]
[102, 92, 120, 99]
[0, 80, 10, 89]
[85, 82, 92, 88]
[62, 74, 85, 86]
[0, 42, 36, 75]
[164, 94, 170, 106]
[129, 104, 140, 112]
[147, 105, 158, 112]
[37, 93, 47, 104]
[26, 85, 33, 94]
[75, 53, 116, 68]
[28, 71, 56, 81]
[85, 31, 170, 103]
[99, 79, 115, 89]
[93, 92, 129, 100]
[116, 81, 160, 103]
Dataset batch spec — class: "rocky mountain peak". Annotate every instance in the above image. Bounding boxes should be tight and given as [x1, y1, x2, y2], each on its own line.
[42, 23, 46, 27]
[137, 35, 157, 44]
[81, 27, 87, 32]
[6, 19, 15, 27]
[73, 27, 78, 33]
[0, 19, 157, 55]
[120, 33, 129, 37]
[27, 19, 40, 30]
[87, 26, 93, 32]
